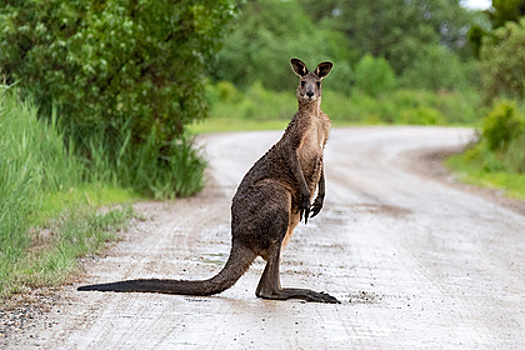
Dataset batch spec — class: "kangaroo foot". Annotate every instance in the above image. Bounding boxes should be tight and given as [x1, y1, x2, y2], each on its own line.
[256, 287, 340, 304]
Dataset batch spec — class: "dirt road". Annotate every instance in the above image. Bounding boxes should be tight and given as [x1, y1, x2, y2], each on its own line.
[4, 127, 524, 349]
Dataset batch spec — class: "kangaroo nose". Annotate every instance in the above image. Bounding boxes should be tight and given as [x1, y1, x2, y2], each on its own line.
[306, 90, 314, 98]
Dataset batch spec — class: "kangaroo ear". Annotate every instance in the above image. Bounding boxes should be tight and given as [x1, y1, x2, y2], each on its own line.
[314, 61, 333, 79]
[291, 58, 309, 77]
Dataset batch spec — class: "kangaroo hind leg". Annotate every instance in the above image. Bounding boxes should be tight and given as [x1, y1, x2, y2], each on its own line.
[255, 242, 340, 304]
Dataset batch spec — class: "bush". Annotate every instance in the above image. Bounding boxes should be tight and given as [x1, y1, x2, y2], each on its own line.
[504, 132, 525, 173]
[354, 55, 397, 97]
[482, 100, 523, 151]
[400, 107, 446, 125]
[480, 18, 525, 103]
[0, 1, 235, 197]
[208, 81, 296, 122]
[458, 99, 525, 178]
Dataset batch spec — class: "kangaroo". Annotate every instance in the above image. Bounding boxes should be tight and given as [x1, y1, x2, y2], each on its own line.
[78, 58, 339, 303]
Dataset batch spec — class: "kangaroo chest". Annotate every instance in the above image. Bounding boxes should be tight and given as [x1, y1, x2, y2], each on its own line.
[297, 117, 329, 190]
[298, 118, 329, 161]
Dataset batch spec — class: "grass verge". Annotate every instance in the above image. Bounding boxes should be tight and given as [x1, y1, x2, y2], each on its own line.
[0, 88, 137, 304]
[445, 100, 525, 200]
[1, 205, 134, 302]
[446, 153, 525, 200]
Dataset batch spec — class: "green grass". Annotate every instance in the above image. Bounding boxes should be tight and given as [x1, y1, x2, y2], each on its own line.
[189, 118, 289, 134]
[36, 183, 139, 225]
[0, 88, 137, 303]
[1, 205, 133, 299]
[446, 154, 525, 200]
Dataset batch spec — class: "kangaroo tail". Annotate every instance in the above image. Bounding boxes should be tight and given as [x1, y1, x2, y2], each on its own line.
[77, 241, 257, 296]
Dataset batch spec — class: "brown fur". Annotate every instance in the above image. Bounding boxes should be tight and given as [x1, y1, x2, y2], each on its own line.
[78, 59, 339, 304]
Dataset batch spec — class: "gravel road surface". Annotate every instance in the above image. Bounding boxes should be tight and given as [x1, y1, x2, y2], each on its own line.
[2, 126, 524, 349]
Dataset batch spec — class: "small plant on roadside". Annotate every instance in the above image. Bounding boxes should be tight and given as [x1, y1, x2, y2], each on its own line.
[482, 100, 523, 151]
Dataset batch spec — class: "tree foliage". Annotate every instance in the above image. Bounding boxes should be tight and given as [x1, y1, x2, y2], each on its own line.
[302, 0, 474, 74]
[1, 0, 235, 140]
[480, 18, 525, 103]
[469, 0, 525, 58]
[0, 0, 236, 197]
[211, 0, 356, 93]
[213, 0, 475, 93]
[400, 45, 471, 91]
[354, 55, 397, 97]
[489, 0, 525, 28]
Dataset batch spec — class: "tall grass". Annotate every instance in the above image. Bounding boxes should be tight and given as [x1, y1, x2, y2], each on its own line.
[66, 117, 206, 199]
[113, 127, 206, 199]
[0, 90, 81, 279]
[0, 89, 134, 299]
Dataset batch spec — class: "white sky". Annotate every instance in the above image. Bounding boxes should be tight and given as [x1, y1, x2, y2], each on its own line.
[461, 0, 492, 10]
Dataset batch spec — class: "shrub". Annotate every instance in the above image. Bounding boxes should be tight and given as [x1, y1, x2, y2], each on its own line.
[354, 55, 397, 97]
[400, 107, 446, 125]
[0, 1, 236, 197]
[503, 132, 525, 173]
[482, 100, 523, 151]
[480, 18, 525, 103]
[206, 82, 478, 126]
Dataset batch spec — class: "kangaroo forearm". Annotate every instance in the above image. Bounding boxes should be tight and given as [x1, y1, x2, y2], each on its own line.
[318, 170, 325, 198]
[291, 150, 310, 197]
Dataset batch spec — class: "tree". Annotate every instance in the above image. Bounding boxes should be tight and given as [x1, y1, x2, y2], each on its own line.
[211, 0, 356, 92]
[480, 18, 525, 102]
[301, 0, 474, 74]
[400, 45, 470, 91]
[0, 0, 236, 196]
[489, 0, 525, 28]
[468, 0, 525, 58]
[354, 55, 397, 96]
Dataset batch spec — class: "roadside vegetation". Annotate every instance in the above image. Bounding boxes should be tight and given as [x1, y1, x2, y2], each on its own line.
[447, 15, 525, 199]
[0, 89, 135, 302]
[195, 0, 481, 133]
[0, 0, 233, 302]
[446, 100, 525, 199]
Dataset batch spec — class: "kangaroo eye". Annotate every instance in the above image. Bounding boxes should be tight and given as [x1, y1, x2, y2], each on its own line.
[316, 82, 321, 88]
[301, 81, 306, 87]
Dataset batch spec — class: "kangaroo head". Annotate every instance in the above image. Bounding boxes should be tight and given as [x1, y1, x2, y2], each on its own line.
[291, 58, 333, 103]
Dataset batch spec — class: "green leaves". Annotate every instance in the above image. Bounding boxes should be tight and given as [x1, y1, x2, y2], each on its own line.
[211, 0, 356, 92]
[0, 0, 236, 197]
[211, 0, 476, 94]
[354, 55, 397, 97]
[482, 100, 523, 151]
[480, 18, 525, 103]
